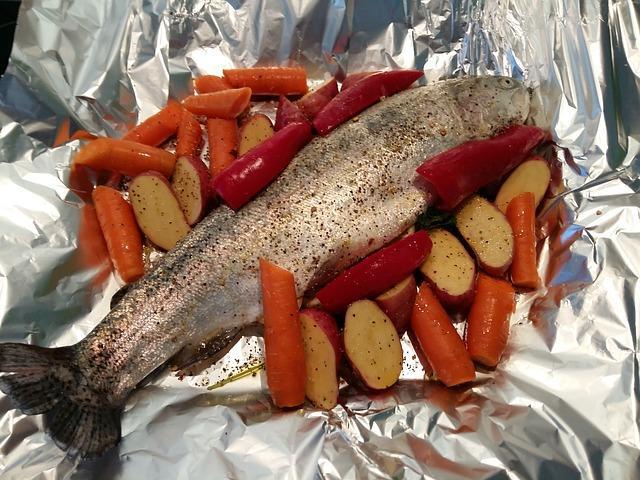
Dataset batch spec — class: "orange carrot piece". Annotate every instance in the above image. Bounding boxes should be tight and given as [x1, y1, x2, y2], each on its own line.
[410, 282, 476, 387]
[78, 204, 112, 286]
[193, 75, 232, 94]
[175, 109, 202, 159]
[182, 88, 252, 118]
[74, 138, 176, 177]
[223, 67, 308, 95]
[466, 273, 515, 367]
[207, 118, 238, 176]
[259, 258, 306, 408]
[70, 130, 97, 141]
[92, 186, 144, 283]
[53, 118, 71, 147]
[506, 192, 540, 289]
[122, 100, 182, 146]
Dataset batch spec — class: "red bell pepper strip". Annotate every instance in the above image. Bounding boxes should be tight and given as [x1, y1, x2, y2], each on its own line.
[316, 230, 432, 313]
[296, 79, 339, 120]
[340, 71, 379, 91]
[416, 125, 549, 211]
[274, 95, 310, 131]
[213, 122, 312, 210]
[313, 70, 424, 135]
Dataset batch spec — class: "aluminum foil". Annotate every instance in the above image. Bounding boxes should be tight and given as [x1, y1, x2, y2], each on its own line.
[0, 0, 639, 478]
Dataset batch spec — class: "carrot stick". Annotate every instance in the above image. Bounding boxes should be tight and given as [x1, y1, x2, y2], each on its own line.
[193, 75, 232, 94]
[207, 118, 238, 176]
[70, 130, 97, 141]
[259, 258, 306, 407]
[74, 138, 176, 177]
[122, 100, 182, 146]
[182, 88, 251, 118]
[78, 204, 112, 287]
[410, 282, 476, 387]
[53, 118, 71, 147]
[92, 186, 144, 283]
[175, 109, 202, 159]
[223, 67, 308, 95]
[506, 192, 540, 289]
[466, 273, 515, 367]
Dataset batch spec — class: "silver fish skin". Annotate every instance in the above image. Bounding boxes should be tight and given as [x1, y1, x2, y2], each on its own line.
[0, 76, 530, 457]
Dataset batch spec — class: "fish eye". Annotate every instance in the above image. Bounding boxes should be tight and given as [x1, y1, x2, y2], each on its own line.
[499, 77, 514, 88]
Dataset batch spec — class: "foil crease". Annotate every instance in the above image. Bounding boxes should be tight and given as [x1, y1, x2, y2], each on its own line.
[0, 0, 639, 478]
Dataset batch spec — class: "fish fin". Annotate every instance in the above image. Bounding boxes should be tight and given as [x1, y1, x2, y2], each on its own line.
[0, 343, 121, 458]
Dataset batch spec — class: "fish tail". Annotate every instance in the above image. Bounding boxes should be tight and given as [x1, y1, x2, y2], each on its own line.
[0, 342, 121, 457]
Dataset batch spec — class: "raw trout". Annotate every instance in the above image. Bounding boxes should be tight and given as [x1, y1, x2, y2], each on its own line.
[0, 76, 530, 457]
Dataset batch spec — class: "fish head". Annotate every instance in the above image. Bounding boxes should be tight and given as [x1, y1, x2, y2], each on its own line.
[449, 76, 531, 134]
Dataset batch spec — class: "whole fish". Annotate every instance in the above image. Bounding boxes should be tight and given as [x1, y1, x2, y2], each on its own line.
[0, 76, 530, 457]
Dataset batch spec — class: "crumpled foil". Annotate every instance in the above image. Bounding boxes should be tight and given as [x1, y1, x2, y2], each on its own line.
[0, 0, 639, 478]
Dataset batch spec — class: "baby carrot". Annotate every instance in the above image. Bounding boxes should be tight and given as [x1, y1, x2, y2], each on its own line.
[92, 186, 144, 283]
[207, 118, 238, 176]
[182, 88, 252, 118]
[70, 130, 97, 141]
[193, 75, 232, 94]
[259, 258, 306, 408]
[175, 109, 202, 159]
[223, 67, 308, 95]
[506, 192, 540, 289]
[74, 138, 176, 177]
[78, 204, 112, 287]
[410, 282, 476, 387]
[466, 273, 515, 367]
[122, 100, 182, 146]
[53, 118, 71, 147]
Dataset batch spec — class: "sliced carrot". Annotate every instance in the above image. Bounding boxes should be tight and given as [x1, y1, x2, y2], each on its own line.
[122, 100, 182, 146]
[53, 118, 71, 147]
[193, 75, 232, 94]
[74, 138, 176, 177]
[259, 258, 306, 408]
[410, 282, 476, 387]
[207, 118, 238, 176]
[92, 186, 144, 283]
[70, 130, 97, 141]
[506, 192, 540, 289]
[466, 273, 515, 367]
[175, 109, 202, 159]
[223, 67, 308, 95]
[78, 204, 112, 287]
[182, 88, 252, 118]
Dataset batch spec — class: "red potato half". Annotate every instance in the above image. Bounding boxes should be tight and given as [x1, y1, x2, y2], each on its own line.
[130, 171, 191, 251]
[495, 157, 551, 213]
[456, 196, 514, 277]
[419, 229, 476, 310]
[275, 95, 309, 131]
[299, 309, 342, 409]
[170, 156, 211, 225]
[238, 113, 274, 156]
[344, 300, 403, 390]
[375, 275, 417, 334]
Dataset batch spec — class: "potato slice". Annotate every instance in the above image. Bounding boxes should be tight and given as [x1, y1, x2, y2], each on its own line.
[238, 113, 274, 156]
[495, 157, 551, 213]
[456, 196, 513, 276]
[375, 275, 417, 334]
[130, 171, 191, 250]
[344, 300, 402, 390]
[299, 309, 342, 409]
[420, 229, 476, 309]
[170, 156, 211, 225]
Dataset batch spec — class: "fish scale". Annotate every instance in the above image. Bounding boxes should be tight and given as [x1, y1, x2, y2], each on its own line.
[0, 76, 530, 457]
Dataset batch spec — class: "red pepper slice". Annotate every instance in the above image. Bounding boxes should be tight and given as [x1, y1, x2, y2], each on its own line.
[313, 70, 424, 135]
[213, 122, 312, 210]
[296, 79, 339, 121]
[416, 125, 550, 211]
[316, 231, 432, 313]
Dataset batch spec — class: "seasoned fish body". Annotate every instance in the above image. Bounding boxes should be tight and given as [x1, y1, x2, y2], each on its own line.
[0, 76, 530, 457]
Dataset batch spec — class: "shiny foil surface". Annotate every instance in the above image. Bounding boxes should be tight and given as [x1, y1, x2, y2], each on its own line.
[0, 0, 639, 478]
